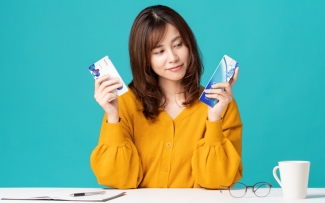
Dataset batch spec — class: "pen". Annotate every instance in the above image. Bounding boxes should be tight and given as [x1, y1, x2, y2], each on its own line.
[69, 191, 106, 197]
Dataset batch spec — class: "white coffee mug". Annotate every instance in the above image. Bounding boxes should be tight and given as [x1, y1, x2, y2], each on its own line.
[273, 161, 310, 199]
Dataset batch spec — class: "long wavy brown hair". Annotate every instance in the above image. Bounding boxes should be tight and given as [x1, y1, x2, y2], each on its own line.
[128, 5, 203, 120]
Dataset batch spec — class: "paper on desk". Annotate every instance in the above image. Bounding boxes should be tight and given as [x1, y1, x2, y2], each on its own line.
[1, 188, 126, 202]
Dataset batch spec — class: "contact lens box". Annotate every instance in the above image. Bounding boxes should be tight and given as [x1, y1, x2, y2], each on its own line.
[199, 55, 239, 107]
[88, 56, 128, 97]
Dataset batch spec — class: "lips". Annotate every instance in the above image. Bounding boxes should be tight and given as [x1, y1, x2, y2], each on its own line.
[168, 64, 183, 72]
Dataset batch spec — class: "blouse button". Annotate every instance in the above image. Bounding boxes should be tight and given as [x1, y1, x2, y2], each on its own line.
[166, 142, 172, 148]
[163, 166, 168, 172]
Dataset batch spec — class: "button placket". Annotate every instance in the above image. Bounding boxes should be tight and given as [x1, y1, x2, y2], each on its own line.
[157, 121, 175, 187]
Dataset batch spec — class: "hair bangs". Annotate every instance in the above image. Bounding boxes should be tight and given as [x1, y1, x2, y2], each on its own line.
[147, 21, 167, 52]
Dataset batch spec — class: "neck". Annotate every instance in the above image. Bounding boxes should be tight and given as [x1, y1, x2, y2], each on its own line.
[159, 79, 185, 106]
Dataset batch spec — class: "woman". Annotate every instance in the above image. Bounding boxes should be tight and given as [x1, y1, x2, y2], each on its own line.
[90, 5, 242, 189]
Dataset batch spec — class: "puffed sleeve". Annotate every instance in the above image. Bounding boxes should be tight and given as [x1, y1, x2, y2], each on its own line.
[192, 99, 243, 188]
[90, 97, 143, 189]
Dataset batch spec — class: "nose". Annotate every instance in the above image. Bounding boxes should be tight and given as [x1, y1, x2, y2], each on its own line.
[167, 49, 179, 63]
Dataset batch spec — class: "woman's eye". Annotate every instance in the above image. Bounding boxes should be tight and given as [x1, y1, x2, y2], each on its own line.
[154, 50, 164, 55]
[174, 42, 182, 47]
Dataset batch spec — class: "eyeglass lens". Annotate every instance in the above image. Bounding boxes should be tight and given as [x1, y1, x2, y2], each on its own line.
[229, 182, 246, 198]
[229, 182, 271, 198]
[253, 182, 271, 197]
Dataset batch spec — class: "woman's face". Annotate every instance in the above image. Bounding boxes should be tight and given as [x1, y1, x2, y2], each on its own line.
[150, 23, 189, 86]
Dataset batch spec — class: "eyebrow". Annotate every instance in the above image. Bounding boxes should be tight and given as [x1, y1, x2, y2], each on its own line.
[154, 36, 181, 49]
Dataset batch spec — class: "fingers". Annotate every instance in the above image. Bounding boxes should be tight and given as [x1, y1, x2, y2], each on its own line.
[95, 75, 110, 91]
[95, 83, 120, 105]
[204, 82, 233, 105]
[204, 78, 236, 120]
[204, 88, 233, 103]
[94, 75, 123, 103]
[97, 78, 121, 94]
[208, 82, 233, 97]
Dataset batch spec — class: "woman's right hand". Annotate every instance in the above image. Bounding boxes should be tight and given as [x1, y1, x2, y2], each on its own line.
[94, 75, 123, 123]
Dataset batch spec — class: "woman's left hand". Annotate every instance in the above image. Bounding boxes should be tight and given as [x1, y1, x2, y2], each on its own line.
[204, 68, 239, 121]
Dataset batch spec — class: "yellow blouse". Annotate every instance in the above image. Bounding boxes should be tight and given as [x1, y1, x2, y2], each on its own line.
[90, 89, 243, 189]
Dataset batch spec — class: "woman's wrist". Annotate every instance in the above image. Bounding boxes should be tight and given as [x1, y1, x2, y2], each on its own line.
[208, 115, 222, 122]
[208, 111, 222, 122]
[106, 112, 120, 123]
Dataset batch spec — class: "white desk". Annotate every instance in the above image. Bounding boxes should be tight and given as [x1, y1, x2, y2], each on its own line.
[0, 188, 324, 202]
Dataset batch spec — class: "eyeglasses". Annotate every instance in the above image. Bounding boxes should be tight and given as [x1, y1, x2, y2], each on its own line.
[220, 182, 272, 198]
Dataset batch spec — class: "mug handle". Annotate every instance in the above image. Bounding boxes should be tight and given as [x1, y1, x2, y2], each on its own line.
[273, 166, 283, 188]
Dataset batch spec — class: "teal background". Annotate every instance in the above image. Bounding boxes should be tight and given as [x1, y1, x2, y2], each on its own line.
[1, 0, 324, 188]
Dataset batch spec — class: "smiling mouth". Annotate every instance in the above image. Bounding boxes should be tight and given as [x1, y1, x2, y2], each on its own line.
[168, 64, 183, 71]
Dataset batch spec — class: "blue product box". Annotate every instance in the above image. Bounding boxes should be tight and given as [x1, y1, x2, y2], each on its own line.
[199, 55, 239, 107]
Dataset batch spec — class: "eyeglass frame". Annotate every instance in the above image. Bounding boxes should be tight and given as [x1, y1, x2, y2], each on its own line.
[219, 182, 272, 198]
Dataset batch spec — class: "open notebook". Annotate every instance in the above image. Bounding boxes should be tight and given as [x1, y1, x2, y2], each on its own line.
[1, 189, 126, 202]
